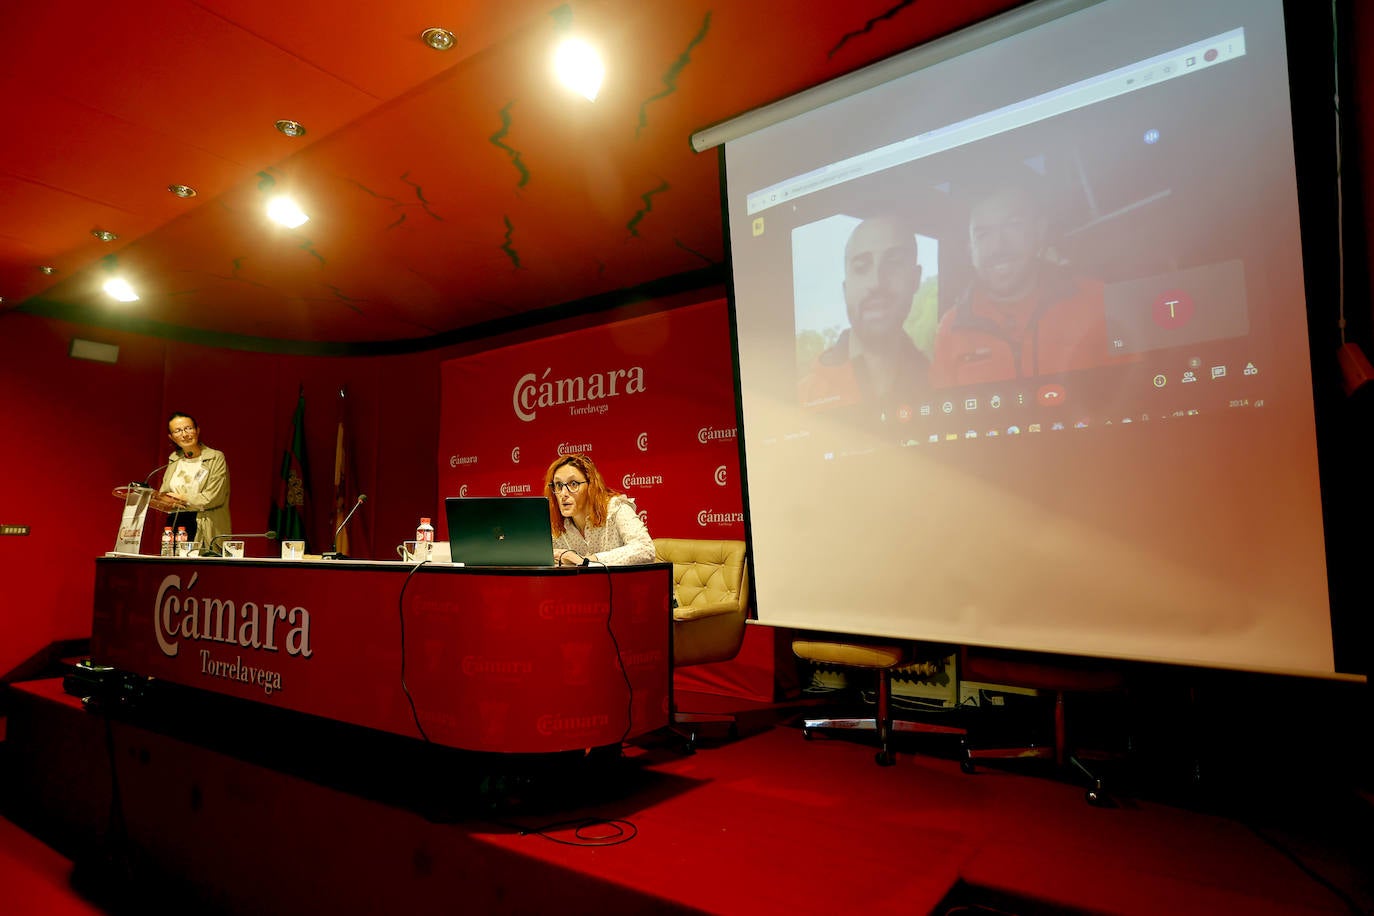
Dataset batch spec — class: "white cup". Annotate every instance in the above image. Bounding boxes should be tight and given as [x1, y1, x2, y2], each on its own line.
[281, 539, 305, 560]
[397, 540, 430, 563]
[222, 540, 245, 558]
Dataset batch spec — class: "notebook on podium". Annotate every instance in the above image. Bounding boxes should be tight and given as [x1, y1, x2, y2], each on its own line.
[444, 496, 554, 567]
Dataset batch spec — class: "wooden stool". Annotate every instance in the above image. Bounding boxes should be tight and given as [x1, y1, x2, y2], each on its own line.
[793, 638, 965, 766]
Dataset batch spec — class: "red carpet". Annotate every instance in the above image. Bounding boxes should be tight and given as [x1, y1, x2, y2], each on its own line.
[0, 817, 105, 916]
[1, 680, 1368, 914]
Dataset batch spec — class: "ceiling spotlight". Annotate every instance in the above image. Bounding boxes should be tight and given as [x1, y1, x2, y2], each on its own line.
[421, 28, 455, 51]
[267, 195, 309, 228]
[38, 266, 55, 275]
[274, 119, 307, 138]
[91, 229, 119, 242]
[103, 278, 139, 302]
[168, 184, 198, 198]
[554, 38, 605, 101]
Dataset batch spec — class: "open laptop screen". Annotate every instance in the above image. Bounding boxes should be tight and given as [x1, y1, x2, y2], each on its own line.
[444, 496, 554, 567]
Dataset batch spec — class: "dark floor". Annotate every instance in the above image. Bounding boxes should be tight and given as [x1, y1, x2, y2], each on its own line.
[2, 677, 1372, 915]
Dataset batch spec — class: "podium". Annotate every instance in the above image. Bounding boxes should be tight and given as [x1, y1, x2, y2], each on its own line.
[110, 483, 157, 555]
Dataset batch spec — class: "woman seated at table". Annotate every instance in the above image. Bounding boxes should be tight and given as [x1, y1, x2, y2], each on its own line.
[545, 453, 655, 566]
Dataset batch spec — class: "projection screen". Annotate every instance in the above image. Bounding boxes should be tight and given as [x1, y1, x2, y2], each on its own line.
[722, 0, 1344, 676]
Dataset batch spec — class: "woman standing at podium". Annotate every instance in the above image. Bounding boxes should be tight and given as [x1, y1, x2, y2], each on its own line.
[157, 411, 231, 551]
[545, 453, 654, 566]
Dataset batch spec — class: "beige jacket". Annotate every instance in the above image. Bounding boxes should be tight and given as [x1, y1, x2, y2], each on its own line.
[159, 444, 231, 549]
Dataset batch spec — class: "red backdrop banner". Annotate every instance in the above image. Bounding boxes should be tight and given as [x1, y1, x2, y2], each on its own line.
[437, 300, 744, 544]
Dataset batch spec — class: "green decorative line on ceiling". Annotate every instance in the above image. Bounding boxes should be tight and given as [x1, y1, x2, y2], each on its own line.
[257, 171, 278, 192]
[399, 171, 443, 220]
[627, 180, 670, 237]
[637, 12, 711, 139]
[100, 253, 119, 272]
[674, 238, 716, 265]
[349, 176, 440, 228]
[299, 238, 325, 267]
[500, 216, 522, 269]
[163, 260, 272, 295]
[490, 102, 530, 190]
[829, 0, 917, 59]
[549, 4, 574, 31]
[324, 285, 365, 314]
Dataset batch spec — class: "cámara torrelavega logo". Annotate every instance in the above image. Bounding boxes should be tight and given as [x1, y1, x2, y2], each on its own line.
[557, 441, 593, 456]
[513, 366, 646, 422]
[697, 509, 745, 527]
[449, 454, 478, 468]
[621, 471, 664, 489]
[538, 598, 611, 620]
[697, 425, 738, 445]
[154, 572, 312, 659]
[537, 712, 611, 737]
[499, 482, 533, 496]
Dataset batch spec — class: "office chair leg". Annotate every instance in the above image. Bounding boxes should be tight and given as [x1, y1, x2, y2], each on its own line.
[875, 667, 895, 766]
[1070, 754, 1112, 807]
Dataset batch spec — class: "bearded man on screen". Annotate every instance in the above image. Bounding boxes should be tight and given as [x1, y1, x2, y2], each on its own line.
[930, 182, 1124, 387]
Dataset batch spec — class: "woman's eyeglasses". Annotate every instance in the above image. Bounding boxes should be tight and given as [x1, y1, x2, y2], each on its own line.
[550, 480, 586, 494]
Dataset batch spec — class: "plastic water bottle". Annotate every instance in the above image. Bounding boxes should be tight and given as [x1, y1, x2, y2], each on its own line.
[176, 526, 188, 555]
[161, 526, 174, 557]
[416, 517, 434, 559]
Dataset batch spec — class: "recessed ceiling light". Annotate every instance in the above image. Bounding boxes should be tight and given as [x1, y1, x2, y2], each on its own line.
[421, 28, 455, 51]
[554, 38, 605, 101]
[267, 196, 309, 228]
[91, 229, 118, 242]
[168, 184, 198, 198]
[275, 119, 307, 138]
[38, 266, 55, 275]
[103, 278, 139, 302]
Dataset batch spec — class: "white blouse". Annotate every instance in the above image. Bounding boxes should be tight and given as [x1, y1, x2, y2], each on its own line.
[553, 495, 656, 565]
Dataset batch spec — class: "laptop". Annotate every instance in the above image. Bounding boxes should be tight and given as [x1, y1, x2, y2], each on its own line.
[444, 496, 554, 567]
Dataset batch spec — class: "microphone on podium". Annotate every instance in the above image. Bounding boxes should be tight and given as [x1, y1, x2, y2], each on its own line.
[141, 462, 171, 486]
[206, 530, 278, 557]
[323, 494, 368, 560]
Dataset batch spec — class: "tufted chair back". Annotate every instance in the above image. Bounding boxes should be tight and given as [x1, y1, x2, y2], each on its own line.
[653, 538, 750, 668]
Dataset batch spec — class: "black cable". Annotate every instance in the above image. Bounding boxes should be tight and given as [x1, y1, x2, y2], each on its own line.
[481, 815, 639, 847]
[99, 712, 133, 883]
[594, 563, 635, 747]
[397, 558, 431, 743]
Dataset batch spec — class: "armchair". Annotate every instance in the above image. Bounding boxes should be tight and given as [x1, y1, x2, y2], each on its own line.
[654, 537, 750, 749]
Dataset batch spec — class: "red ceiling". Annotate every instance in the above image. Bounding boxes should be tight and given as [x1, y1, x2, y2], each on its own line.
[0, 0, 1020, 349]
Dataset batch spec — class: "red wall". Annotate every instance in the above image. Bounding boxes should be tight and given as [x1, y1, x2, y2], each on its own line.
[0, 292, 733, 681]
[0, 313, 440, 677]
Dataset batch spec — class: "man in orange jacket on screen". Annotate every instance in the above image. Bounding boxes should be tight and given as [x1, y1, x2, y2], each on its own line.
[930, 182, 1121, 388]
[798, 215, 931, 419]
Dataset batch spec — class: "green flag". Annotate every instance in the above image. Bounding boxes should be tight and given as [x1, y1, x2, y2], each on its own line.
[270, 390, 310, 547]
